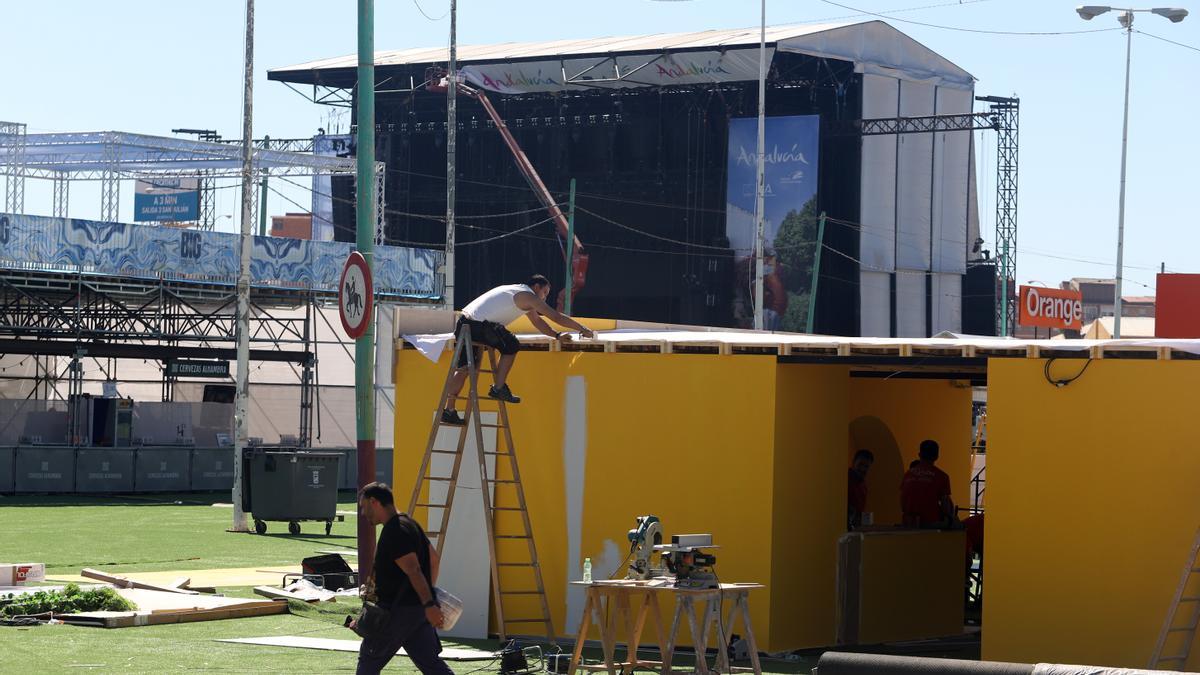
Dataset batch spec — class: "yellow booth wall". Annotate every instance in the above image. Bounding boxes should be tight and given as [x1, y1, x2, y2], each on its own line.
[847, 379, 973, 526]
[772, 364, 849, 648]
[394, 348, 800, 649]
[985, 359, 1200, 668]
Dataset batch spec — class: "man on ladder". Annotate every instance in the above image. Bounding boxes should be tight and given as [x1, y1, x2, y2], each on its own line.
[442, 274, 594, 425]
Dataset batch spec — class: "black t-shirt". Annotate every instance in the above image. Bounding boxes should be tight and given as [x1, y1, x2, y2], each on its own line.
[374, 513, 433, 607]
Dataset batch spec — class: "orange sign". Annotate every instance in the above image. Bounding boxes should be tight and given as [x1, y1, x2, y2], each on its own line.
[1019, 286, 1084, 330]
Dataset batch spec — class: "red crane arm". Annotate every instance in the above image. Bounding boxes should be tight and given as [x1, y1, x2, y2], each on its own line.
[431, 70, 588, 310]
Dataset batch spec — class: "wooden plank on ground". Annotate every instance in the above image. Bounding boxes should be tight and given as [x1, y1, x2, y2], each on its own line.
[64, 600, 287, 628]
[253, 585, 335, 603]
[81, 568, 199, 595]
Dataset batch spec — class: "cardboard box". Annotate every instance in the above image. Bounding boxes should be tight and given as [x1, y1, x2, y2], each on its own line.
[0, 563, 46, 585]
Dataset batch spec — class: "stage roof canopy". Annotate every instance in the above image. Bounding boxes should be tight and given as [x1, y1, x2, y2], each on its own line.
[269, 20, 975, 94]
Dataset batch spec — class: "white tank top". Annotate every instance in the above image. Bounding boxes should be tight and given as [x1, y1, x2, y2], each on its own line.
[461, 284, 533, 325]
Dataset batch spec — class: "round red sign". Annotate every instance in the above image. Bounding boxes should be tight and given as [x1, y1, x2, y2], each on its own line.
[339, 251, 373, 339]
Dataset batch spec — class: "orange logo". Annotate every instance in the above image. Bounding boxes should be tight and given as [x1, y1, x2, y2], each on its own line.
[1019, 286, 1084, 330]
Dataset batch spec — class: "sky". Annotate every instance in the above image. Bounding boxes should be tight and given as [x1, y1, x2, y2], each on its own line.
[4, 0, 1198, 295]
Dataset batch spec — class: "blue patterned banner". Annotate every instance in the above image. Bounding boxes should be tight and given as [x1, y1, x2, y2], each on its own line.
[0, 213, 441, 299]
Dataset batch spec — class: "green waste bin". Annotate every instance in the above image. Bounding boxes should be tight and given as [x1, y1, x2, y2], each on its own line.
[242, 450, 341, 536]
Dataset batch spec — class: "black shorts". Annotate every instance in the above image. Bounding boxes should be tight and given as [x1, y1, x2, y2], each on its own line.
[456, 317, 520, 368]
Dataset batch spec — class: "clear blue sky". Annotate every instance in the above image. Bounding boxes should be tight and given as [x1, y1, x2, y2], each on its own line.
[5, 0, 1197, 295]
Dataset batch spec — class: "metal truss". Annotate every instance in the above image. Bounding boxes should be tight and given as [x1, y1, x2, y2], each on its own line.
[51, 173, 68, 217]
[375, 170, 386, 246]
[1, 121, 26, 213]
[977, 96, 1019, 336]
[100, 140, 120, 222]
[217, 137, 316, 153]
[280, 82, 354, 108]
[0, 130, 358, 181]
[198, 171, 216, 230]
[844, 112, 1000, 136]
[0, 268, 320, 447]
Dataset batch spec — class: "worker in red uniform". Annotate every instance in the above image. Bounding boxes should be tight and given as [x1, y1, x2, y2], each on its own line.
[900, 439, 955, 528]
[964, 512, 984, 559]
[847, 449, 874, 529]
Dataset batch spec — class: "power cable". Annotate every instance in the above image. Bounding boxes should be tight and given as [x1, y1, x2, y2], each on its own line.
[575, 206, 737, 251]
[275, 174, 565, 223]
[1136, 29, 1200, 54]
[1043, 358, 1093, 388]
[411, 0, 449, 21]
[800, 0, 993, 25]
[457, 216, 558, 246]
[817, 0, 1124, 35]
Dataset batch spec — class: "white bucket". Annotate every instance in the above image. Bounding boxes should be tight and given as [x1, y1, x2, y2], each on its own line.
[435, 587, 464, 631]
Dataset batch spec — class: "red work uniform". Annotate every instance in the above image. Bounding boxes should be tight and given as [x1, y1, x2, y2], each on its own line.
[900, 460, 952, 527]
[964, 513, 985, 558]
[848, 468, 868, 525]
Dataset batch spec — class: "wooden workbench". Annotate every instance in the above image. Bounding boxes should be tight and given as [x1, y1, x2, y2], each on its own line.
[567, 580, 763, 675]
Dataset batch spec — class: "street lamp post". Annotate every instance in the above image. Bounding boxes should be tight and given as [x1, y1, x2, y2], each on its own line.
[1076, 5, 1188, 338]
[753, 0, 767, 331]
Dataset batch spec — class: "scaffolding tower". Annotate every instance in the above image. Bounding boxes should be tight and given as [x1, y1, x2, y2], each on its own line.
[977, 96, 1019, 336]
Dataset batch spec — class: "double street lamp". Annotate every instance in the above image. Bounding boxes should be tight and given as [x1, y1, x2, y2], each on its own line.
[1075, 5, 1187, 338]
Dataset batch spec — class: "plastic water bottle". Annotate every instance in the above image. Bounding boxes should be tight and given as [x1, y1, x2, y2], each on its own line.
[582, 557, 593, 584]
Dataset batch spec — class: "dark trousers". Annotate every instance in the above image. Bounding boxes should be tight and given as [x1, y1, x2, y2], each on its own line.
[357, 604, 454, 675]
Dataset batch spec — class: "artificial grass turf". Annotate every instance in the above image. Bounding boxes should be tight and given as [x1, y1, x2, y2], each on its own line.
[0, 589, 495, 674]
[0, 492, 361, 575]
[0, 493, 823, 673]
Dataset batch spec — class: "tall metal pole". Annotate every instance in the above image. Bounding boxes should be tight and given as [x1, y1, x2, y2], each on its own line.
[258, 135, 269, 237]
[805, 212, 826, 335]
[1113, 12, 1134, 339]
[444, 0, 457, 311]
[230, 0, 255, 533]
[564, 178, 577, 314]
[753, 0, 767, 331]
[355, 0, 379, 579]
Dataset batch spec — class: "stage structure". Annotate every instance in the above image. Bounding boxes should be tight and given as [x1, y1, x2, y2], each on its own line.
[271, 20, 1014, 337]
[0, 128, 442, 449]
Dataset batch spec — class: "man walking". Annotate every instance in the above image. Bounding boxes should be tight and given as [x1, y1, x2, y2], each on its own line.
[355, 482, 453, 675]
[442, 274, 594, 424]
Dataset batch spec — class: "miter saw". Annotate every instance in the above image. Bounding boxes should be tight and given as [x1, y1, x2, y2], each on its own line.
[656, 534, 719, 589]
[625, 515, 666, 580]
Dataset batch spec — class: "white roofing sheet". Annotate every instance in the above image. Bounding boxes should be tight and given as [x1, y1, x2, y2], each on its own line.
[402, 329, 1200, 363]
[270, 21, 973, 89]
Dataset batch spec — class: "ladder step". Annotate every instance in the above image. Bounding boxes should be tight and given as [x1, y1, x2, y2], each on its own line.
[484, 451, 512, 456]
[1158, 655, 1187, 662]
[414, 503, 447, 509]
[504, 618, 553, 624]
[490, 506, 526, 511]
[486, 479, 519, 484]
[1167, 626, 1198, 633]
[496, 535, 532, 539]
[426, 531, 443, 536]
[422, 477, 453, 482]
[497, 562, 539, 567]
[431, 449, 460, 455]
[1181, 596, 1200, 602]
[480, 423, 507, 429]
[500, 590, 543, 595]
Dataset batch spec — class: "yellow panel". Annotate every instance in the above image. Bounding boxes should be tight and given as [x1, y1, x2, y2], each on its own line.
[847, 379, 973, 526]
[505, 315, 618, 335]
[771, 364, 849, 649]
[855, 530, 965, 644]
[393, 348, 779, 647]
[984, 359, 1200, 668]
